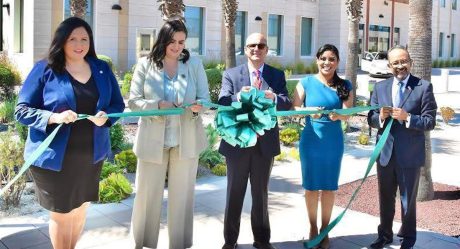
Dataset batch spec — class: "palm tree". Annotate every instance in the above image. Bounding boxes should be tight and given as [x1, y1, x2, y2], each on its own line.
[70, 0, 87, 18]
[221, 0, 238, 69]
[407, 0, 434, 201]
[345, 0, 362, 107]
[157, 0, 185, 21]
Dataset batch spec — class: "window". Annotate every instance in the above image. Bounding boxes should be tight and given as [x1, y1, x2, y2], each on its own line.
[358, 23, 364, 54]
[393, 27, 400, 47]
[268, 14, 283, 56]
[136, 28, 156, 58]
[235, 11, 247, 55]
[453, 0, 457, 10]
[368, 25, 390, 52]
[440, 0, 446, 7]
[300, 17, 313, 56]
[451, 33, 456, 57]
[14, 0, 24, 53]
[140, 34, 151, 52]
[185, 6, 204, 55]
[439, 32, 444, 57]
[64, 0, 93, 27]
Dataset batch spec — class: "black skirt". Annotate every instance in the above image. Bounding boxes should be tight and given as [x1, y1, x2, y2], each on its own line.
[30, 75, 103, 213]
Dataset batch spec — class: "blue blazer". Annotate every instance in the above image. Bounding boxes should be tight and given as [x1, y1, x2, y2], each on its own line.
[368, 74, 437, 168]
[217, 63, 291, 157]
[15, 58, 125, 171]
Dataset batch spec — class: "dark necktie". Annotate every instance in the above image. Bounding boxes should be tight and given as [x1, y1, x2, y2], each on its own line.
[254, 70, 262, 89]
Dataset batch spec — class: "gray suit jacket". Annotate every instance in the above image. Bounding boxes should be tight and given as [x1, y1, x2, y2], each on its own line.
[368, 74, 437, 167]
[128, 56, 210, 163]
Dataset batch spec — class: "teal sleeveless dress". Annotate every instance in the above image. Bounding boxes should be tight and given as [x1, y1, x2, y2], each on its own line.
[299, 76, 351, 191]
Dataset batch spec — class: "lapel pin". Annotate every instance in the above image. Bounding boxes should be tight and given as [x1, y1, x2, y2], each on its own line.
[99, 70, 103, 74]
[180, 74, 186, 79]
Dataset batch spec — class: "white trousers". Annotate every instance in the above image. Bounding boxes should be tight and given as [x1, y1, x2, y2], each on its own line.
[130, 147, 198, 249]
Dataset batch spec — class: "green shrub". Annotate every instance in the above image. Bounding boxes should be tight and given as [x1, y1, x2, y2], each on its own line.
[97, 54, 114, 71]
[205, 68, 223, 103]
[308, 61, 319, 74]
[274, 151, 288, 161]
[440, 59, 448, 68]
[121, 72, 133, 98]
[203, 60, 223, 70]
[455, 59, 460, 67]
[286, 80, 299, 101]
[266, 58, 284, 71]
[211, 163, 227, 176]
[289, 148, 300, 161]
[114, 149, 137, 173]
[100, 161, 124, 180]
[199, 124, 224, 168]
[15, 121, 28, 143]
[358, 133, 370, 145]
[284, 69, 292, 80]
[0, 95, 17, 123]
[0, 53, 22, 86]
[432, 59, 440, 68]
[294, 61, 306, 74]
[98, 173, 133, 203]
[110, 123, 125, 152]
[283, 122, 303, 134]
[447, 59, 455, 67]
[279, 127, 300, 146]
[0, 131, 26, 209]
[0, 66, 15, 100]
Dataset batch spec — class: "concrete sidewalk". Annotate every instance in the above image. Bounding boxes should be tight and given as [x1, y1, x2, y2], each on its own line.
[1, 75, 460, 249]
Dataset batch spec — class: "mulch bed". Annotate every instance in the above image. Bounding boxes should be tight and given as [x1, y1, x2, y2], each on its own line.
[335, 175, 460, 237]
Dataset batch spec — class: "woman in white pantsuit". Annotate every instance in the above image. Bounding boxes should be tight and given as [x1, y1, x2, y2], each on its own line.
[128, 19, 210, 249]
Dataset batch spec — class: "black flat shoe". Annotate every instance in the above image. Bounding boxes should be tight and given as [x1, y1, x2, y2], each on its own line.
[370, 237, 393, 249]
[253, 241, 277, 249]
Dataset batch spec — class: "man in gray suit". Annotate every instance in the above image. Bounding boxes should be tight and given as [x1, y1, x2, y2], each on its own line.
[368, 46, 437, 249]
[218, 33, 291, 249]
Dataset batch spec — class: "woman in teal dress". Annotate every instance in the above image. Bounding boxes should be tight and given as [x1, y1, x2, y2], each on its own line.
[292, 44, 353, 249]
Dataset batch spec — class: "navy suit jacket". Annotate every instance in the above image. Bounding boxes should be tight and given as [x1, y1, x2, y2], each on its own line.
[217, 63, 291, 157]
[15, 58, 125, 171]
[368, 74, 437, 168]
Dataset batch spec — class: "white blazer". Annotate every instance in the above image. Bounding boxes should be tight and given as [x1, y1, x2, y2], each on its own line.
[128, 56, 210, 163]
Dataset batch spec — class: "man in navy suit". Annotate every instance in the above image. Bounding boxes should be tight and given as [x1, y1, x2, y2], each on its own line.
[218, 33, 291, 249]
[368, 46, 437, 249]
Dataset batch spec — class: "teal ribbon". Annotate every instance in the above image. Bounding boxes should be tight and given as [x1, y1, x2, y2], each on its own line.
[0, 108, 185, 197]
[214, 88, 277, 148]
[0, 123, 63, 196]
[275, 105, 379, 117]
[304, 119, 394, 249]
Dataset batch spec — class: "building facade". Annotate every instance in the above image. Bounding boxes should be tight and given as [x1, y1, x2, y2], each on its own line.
[1, 0, 459, 77]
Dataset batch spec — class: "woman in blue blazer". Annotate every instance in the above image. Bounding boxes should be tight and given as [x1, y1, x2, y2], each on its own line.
[15, 17, 124, 249]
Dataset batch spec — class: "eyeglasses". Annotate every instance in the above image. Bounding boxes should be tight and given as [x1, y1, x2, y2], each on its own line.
[389, 59, 412, 68]
[319, 57, 337, 63]
[246, 43, 267, 50]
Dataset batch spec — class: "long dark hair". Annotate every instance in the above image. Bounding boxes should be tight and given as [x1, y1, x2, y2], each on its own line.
[316, 44, 350, 101]
[47, 17, 97, 74]
[148, 19, 190, 69]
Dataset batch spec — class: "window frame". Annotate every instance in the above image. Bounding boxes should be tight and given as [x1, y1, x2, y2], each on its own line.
[235, 10, 247, 56]
[450, 33, 456, 57]
[267, 13, 284, 56]
[185, 5, 205, 56]
[439, 32, 444, 57]
[300, 16, 314, 58]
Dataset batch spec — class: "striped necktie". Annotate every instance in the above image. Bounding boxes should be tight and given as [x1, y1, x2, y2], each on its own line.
[253, 70, 262, 89]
